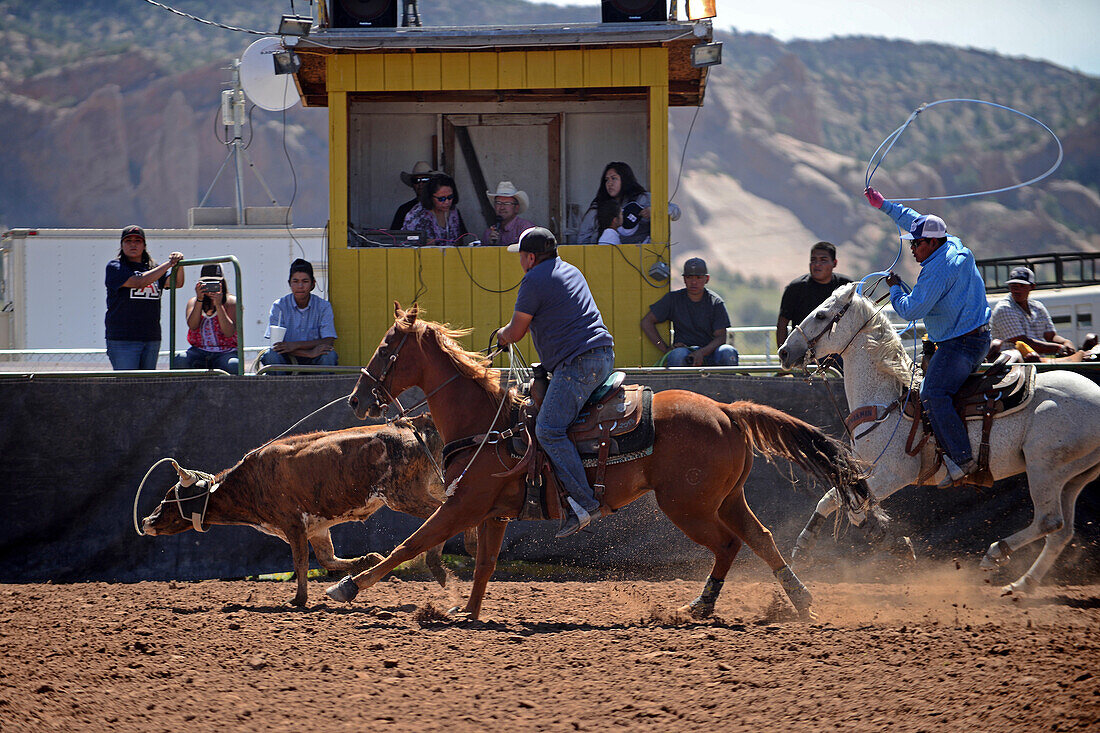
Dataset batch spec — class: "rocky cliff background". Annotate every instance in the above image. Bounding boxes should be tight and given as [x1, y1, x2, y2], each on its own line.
[2, 1, 1097, 325]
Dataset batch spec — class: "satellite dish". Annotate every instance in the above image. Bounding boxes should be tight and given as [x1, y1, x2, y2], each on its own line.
[239, 37, 300, 112]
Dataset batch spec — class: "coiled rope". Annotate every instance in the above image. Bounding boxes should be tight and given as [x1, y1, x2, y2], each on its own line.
[864, 98, 1064, 201]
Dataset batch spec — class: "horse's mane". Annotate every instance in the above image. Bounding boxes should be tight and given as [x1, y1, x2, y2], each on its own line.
[396, 312, 521, 406]
[837, 282, 920, 390]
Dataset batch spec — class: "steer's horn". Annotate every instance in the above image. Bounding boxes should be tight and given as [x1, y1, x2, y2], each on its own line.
[170, 460, 200, 487]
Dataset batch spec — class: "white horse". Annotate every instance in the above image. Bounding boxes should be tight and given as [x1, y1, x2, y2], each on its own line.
[778, 282, 1100, 595]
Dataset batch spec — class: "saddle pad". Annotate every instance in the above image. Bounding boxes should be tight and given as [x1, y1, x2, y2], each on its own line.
[508, 387, 655, 462]
[901, 365, 1035, 422]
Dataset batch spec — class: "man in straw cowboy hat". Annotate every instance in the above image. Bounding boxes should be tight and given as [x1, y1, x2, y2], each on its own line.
[482, 181, 536, 246]
[390, 161, 441, 230]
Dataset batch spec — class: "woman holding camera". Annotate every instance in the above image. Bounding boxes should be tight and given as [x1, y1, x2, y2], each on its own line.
[173, 263, 239, 373]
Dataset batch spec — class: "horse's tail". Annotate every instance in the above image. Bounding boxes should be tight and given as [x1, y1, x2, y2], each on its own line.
[722, 400, 874, 513]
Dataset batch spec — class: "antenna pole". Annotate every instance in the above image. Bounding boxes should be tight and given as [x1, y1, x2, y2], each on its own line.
[230, 60, 247, 224]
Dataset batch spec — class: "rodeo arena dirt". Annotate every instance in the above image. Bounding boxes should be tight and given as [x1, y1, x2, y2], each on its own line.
[1, 370, 1098, 733]
[2, 570, 1098, 731]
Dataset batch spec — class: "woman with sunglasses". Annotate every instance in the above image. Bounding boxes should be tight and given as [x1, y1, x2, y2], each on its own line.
[865, 186, 991, 489]
[402, 174, 469, 245]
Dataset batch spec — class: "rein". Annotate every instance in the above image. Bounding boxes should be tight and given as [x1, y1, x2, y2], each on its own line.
[358, 330, 510, 489]
[799, 292, 915, 471]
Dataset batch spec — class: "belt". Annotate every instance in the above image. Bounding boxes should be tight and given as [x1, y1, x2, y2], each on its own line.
[963, 324, 991, 338]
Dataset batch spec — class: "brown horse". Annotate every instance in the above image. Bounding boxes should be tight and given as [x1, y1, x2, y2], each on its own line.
[327, 304, 871, 620]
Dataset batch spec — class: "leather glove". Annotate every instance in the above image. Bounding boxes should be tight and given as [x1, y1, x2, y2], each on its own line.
[864, 187, 885, 208]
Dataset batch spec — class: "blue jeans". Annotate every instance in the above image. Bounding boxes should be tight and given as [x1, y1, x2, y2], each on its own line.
[106, 340, 160, 370]
[666, 344, 739, 367]
[173, 347, 239, 373]
[920, 327, 992, 465]
[535, 345, 616, 514]
[260, 348, 339, 371]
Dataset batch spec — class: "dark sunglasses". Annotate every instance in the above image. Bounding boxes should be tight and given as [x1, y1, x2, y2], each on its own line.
[433, 194, 454, 202]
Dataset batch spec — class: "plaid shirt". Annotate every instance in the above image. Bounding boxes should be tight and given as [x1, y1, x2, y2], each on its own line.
[990, 296, 1054, 342]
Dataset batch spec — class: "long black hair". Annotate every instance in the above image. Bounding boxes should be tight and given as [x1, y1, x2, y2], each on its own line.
[589, 161, 647, 209]
[596, 199, 621, 232]
[419, 174, 460, 210]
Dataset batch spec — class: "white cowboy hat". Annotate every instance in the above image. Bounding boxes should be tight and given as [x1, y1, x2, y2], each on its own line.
[486, 181, 529, 215]
[400, 161, 441, 187]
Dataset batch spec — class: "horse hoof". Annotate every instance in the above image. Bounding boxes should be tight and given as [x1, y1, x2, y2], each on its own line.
[678, 600, 713, 620]
[446, 607, 477, 621]
[1000, 577, 1037, 597]
[790, 546, 813, 568]
[326, 576, 360, 603]
[890, 536, 916, 563]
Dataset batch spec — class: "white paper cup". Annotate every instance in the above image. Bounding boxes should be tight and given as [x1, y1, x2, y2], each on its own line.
[269, 325, 287, 343]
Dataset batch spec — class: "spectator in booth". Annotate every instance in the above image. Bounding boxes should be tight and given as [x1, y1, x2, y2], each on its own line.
[173, 264, 239, 373]
[390, 161, 440, 230]
[481, 181, 535, 246]
[577, 162, 651, 244]
[260, 259, 338, 371]
[989, 266, 1077, 360]
[641, 257, 739, 367]
[104, 225, 184, 370]
[596, 199, 623, 245]
[776, 241, 853, 350]
[402, 174, 469, 245]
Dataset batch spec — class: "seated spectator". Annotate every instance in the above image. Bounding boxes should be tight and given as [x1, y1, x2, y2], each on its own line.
[596, 200, 623, 245]
[989, 266, 1076, 359]
[577, 162, 651, 244]
[260, 259, 338, 372]
[481, 181, 535, 246]
[173, 264, 239, 373]
[641, 257, 738, 367]
[402, 174, 469, 245]
[390, 161, 440, 230]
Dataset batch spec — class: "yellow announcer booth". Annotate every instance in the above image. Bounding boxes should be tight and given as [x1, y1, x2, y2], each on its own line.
[293, 17, 713, 365]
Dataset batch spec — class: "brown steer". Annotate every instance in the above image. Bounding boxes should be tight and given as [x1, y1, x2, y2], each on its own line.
[142, 417, 464, 606]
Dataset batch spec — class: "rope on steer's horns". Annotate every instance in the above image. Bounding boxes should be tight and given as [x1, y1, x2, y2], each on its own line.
[132, 457, 214, 536]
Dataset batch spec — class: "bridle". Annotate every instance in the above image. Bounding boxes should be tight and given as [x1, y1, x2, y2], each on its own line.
[793, 300, 854, 366]
[794, 290, 894, 367]
[357, 331, 411, 414]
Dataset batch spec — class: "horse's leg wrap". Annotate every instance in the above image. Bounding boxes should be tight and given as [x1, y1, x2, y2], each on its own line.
[774, 565, 813, 618]
[791, 512, 826, 564]
[683, 576, 724, 619]
[980, 539, 1012, 571]
[325, 575, 361, 603]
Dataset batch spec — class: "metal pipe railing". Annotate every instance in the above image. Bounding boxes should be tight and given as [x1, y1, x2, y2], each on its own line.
[168, 256, 245, 375]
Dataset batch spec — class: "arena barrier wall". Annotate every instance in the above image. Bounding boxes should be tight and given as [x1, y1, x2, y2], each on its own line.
[1, 374, 1096, 583]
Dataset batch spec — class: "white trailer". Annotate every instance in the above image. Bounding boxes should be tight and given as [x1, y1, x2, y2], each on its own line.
[0, 227, 327, 356]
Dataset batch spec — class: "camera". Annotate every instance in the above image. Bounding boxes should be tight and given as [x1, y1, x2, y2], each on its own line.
[199, 278, 222, 294]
